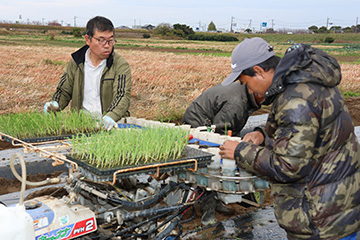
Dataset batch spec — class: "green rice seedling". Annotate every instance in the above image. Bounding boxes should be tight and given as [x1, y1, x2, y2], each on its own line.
[70, 125, 190, 169]
[0, 110, 100, 140]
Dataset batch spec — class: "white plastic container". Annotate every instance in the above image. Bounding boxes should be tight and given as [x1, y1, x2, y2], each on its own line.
[218, 135, 230, 145]
[126, 116, 137, 124]
[207, 133, 221, 144]
[179, 124, 191, 130]
[197, 131, 209, 141]
[207, 148, 222, 190]
[0, 204, 35, 240]
[135, 118, 146, 127]
[222, 158, 237, 191]
[238, 168, 255, 192]
[189, 128, 200, 139]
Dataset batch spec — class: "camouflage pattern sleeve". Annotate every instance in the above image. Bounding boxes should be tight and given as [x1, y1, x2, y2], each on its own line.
[234, 94, 319, 183]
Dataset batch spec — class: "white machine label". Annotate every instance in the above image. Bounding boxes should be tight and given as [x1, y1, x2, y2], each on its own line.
[34, 217, 49, 230]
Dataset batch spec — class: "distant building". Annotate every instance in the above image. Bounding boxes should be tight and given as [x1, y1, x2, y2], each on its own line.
[142, 24, 155, 30]
[132, 25, 142, 30]
[117, 25, 131, 29]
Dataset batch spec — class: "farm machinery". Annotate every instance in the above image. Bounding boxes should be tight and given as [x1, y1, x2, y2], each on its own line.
[0, 116, 269, 240]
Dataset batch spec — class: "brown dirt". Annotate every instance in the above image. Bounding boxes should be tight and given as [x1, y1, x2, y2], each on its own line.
[0, 141, 21, 151]
[181, 189, 274, 234]
[0, 171, 64, 195]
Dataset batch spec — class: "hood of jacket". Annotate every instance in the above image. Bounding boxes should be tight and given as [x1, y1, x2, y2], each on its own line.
[263, 43, 342, 105]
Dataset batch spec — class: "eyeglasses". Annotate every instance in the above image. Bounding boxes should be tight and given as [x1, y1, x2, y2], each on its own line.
[91, 36, 117, 46]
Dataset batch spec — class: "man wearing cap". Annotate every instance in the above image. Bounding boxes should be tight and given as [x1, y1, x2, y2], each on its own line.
[219, 37, 360, 239]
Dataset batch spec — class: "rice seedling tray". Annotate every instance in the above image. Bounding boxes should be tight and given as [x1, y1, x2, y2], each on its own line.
[0, 133, 91, 144]
[65, 146, 214, 182]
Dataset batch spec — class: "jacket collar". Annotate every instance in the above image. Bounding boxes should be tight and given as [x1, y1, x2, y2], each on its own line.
[71, 45, 114, 69]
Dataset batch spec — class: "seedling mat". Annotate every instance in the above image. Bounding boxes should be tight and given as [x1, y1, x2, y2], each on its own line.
[65, 146, 214, 182]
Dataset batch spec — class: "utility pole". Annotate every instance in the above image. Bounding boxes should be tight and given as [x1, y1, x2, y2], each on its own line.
[74, 16, 77, 27]
[326, 17, 329, 30]
[42, 18, 44, 25]
[271, 19, 274, 29]
[230, 16, 234, 33]
[248, 19, 252, 30]
[356, 17, 359, 33]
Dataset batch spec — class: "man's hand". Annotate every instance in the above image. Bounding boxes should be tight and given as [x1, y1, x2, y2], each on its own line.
[102, 116, 118, 131]
[43, 101, 59, 114]
[219, 140, 239, 160]
[242, 131, 264, 145]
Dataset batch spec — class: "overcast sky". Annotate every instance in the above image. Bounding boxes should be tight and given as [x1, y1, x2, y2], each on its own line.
[1, 0, 359, 31]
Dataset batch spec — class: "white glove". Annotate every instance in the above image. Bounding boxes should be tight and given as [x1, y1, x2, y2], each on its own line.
[43, 101, 59, 114]
[102, 116, 118, 131]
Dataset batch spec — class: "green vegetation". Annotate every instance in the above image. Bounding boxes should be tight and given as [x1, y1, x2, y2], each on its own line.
[142, 33, 151, 39]
[70, 126, 190, 168]
[44, 58, 66, 66]
[188, 33, 238, 42]
[72, 28, 83, 38]
[324, 37, 335, 43]
[342, 90, 360, 98]
[0, 110, 99, 139]
[207, 21, 217, 32]
[156, 105, 186, 123]
[154, 23, 195, 39]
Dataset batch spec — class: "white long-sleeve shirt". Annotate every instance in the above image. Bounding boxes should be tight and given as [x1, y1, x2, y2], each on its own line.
[82, 48, 106, 119]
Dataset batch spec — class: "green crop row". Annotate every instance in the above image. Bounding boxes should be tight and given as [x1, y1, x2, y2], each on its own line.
[0, 110, 100, 139]
[70, 126, 190, 168]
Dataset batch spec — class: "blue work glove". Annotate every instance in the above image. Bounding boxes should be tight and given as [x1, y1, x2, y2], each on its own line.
[102, 116, 118, 131]
[43, 101, 59, 114]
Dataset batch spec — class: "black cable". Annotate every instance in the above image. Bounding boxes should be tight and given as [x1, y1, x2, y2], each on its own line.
[102, 184, 204, 240]
[152, 216, 181, 240]
[179, 205, 196, 224]
[101, 212, 169, 240]
[107, 182, 190, 209]
[151, 188, 207, 239]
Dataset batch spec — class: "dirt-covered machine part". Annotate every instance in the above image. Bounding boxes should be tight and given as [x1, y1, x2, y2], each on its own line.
[0, 116, 269, 240]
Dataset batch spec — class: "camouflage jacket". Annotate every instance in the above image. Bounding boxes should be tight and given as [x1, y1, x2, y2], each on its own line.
[182, 82, 259, 136]
[51, 45, 131, 121]
[234, 44, 360, 239]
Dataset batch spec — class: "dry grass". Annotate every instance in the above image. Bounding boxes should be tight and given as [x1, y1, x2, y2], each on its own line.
[122, 50, 230, 118]
[339, 63, 360, 91]
[0, 45, 359, 120]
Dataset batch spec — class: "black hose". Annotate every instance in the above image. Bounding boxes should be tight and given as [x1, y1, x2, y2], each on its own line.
[101, 212, 169, 240]
[102, 185, 206, 240]
[152, 216, 181, 240]
[179, 205, 196, 224]
[173, 223, 183, 240]
[107, 182, 190, 209]
[150, 189, 203, 239]
[121, 203, 192, 221]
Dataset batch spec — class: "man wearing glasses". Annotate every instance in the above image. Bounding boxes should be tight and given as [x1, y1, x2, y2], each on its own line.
[44, 16, 131, 130]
